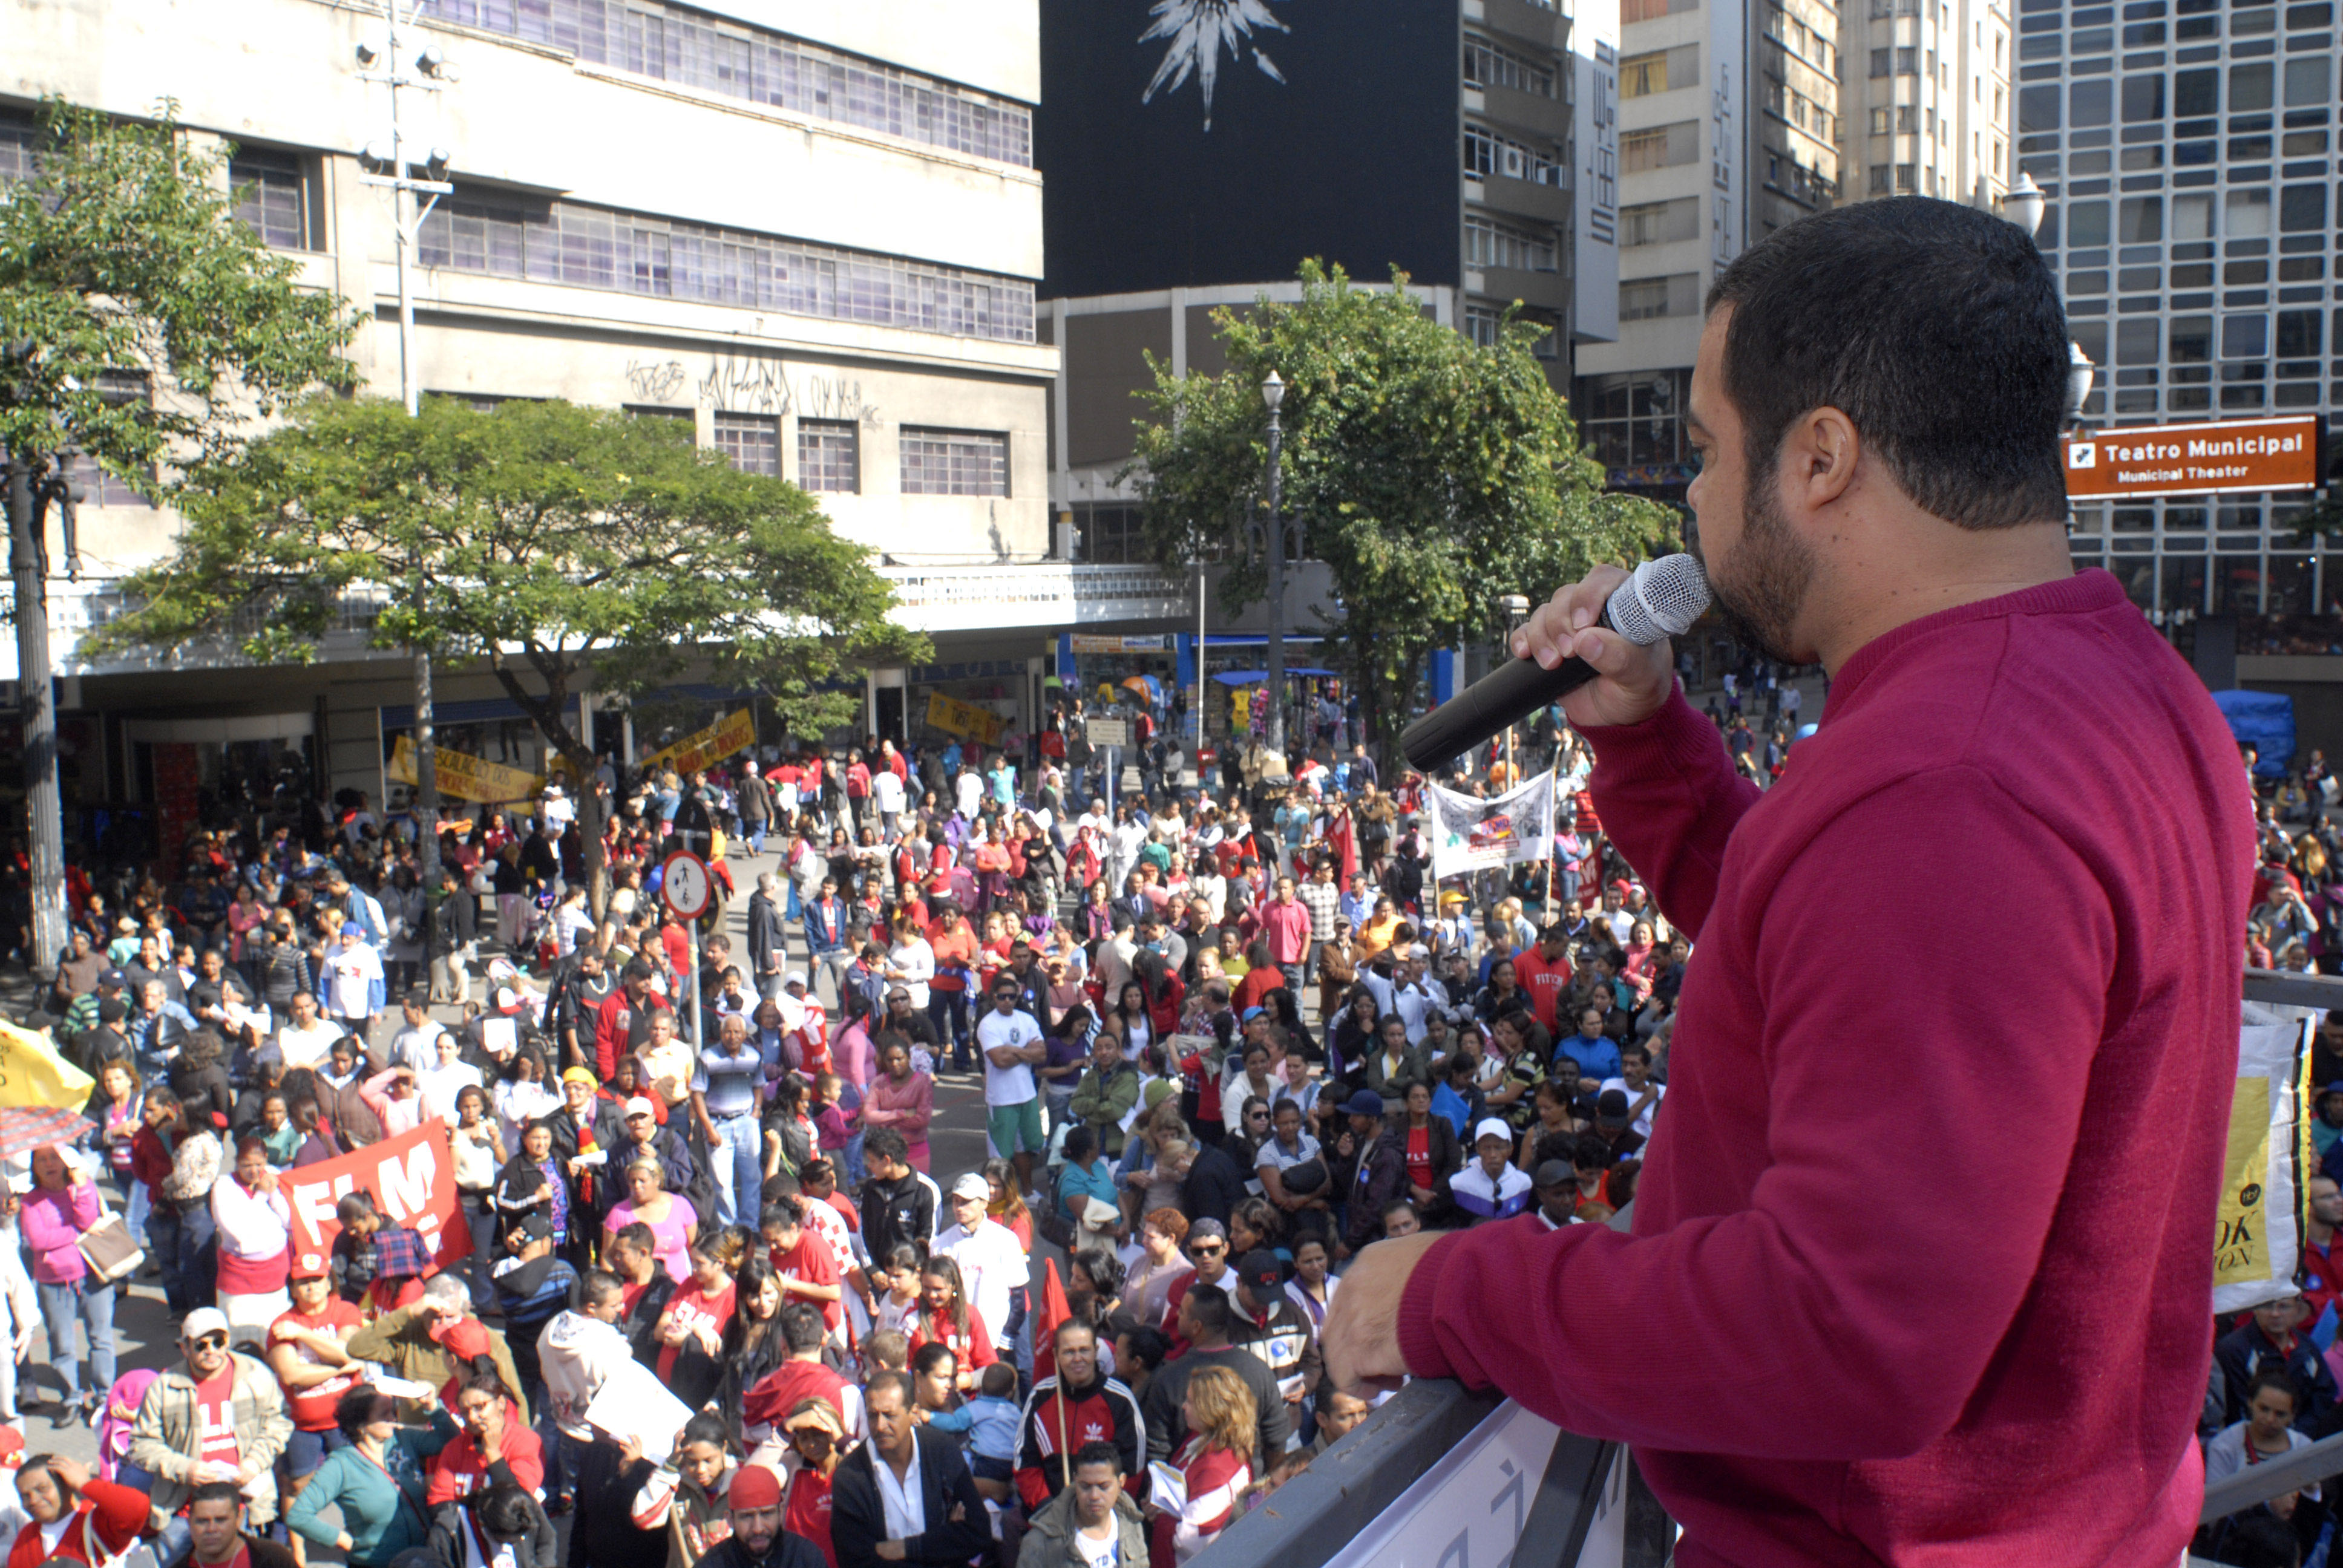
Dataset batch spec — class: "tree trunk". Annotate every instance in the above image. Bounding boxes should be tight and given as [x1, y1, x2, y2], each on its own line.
[486, 650, 612, 921]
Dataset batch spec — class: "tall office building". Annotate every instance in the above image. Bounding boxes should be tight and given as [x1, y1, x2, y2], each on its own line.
[1840, 0, 2014, 207]
[2, 0, 1116, 808]
[1573, 0, 1842, 500]
[1031, 0, 1623, 717]
[2010, 0, 2340, 621]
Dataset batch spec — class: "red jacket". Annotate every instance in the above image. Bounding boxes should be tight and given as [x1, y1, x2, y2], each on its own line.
[1014, 1371, 1145, 1511]
[7, 1477, 147, 1568]
[1398, 573, 2253, 1568]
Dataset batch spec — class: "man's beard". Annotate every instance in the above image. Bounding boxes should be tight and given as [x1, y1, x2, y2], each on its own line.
[1688, 463, 1817, 667]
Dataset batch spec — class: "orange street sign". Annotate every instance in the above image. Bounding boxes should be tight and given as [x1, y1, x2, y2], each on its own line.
[2063, 416, 2322, 499]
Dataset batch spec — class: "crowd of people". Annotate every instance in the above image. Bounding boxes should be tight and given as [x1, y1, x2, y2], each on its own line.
[0, 687, 1695, 1568]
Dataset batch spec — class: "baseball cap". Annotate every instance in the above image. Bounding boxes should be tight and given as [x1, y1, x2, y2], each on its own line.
[98, 967, 127, 987]
[561, 1067, 598, 1089]
[508, 1210, 552, 1245]
[624, 1096, 657, 1120]
[496, 987, 525, 1015]
[730, 1465, 784, 1510]
[1343, 1089, 1386, 1118]
[432, 1316, 493, 1361]
[289, 1251, 331, 1281]
[1236, 1249, 1284, 1293]
[949, 1172, 990, 1201]
[784, 972, 808, 990]
[1595, 1089, 1632, 1128]
[1532, 1160, 1575, 1189]
[1473, 1117, 1513, 1146]
[183, 1307, 232, 1344]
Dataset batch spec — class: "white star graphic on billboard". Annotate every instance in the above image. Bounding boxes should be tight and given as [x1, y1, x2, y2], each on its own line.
[1139, 0, 1289, 130]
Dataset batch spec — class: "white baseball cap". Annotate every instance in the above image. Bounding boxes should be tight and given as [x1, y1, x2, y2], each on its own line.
[624, 1097, 658, 1120]
[784, 972, 808, 991]
[183, 1307, 232, 1343]
[949, 1172, 990, 1201]
[1473, 1118, 1513, 1146]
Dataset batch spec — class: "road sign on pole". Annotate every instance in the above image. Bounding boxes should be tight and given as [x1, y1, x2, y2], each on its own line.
[1085, 717, 1130, 750]
[661, 851, 712, 921]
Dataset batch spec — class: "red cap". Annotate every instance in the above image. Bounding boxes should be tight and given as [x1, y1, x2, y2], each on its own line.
[431, 1316, 493, 1362]
[729, 1465, 783, 1511]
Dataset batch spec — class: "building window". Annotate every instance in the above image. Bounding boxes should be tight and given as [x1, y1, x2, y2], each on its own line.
[1869, 163, 1893, 194]
[1620, 122, 1700, 171]
[1073, 502, 1144, 564]
[901, 428, 1007, 496]
[1620, 197, 1700, 246]
[1464, 216, 1558, 272]
[1619, 274, 1700, 320]
[1897, 46, 1919, 74]
[1465, 125, 1562, 185]
[1895, 163, 1917, 193]
[65, 451, 154, 509]
[1620, 46, 1699, 97]
[1868, 106, 1890, 135]
[229, 148, 314, 250]
[796, 419, 860, 492]
[418, 0, 1032, 166]
[715, 412, 780, 476]
[1464, 306, 1501, 348]
[419, 188, 1036, 343]
[1622, 0, 1700, 19]
[1463, 34, 1558, 96]
[1580, 368, 1691, 466]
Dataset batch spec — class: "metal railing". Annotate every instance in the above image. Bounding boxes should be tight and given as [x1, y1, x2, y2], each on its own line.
[1204, 969, 2341, 1565]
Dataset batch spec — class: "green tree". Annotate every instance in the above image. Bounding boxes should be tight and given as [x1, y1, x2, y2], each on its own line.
[1, 97, 360, 484]
[89, 394, 927, 908]
[2, 96, 359, 973]
[1129, 261, 1677, 757]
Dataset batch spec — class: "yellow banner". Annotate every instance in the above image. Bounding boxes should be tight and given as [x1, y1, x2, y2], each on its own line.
[2216, 1075, 2273, 1285]
[0, 1017, 95, 1108]
[925, 692, 1006, 748]
[389, 735, 545, 805]
[640, 708, 757, 779]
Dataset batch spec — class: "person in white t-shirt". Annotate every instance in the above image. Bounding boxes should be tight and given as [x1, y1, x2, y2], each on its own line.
[871, 765, 907, 838]
[274, 991, 346, 1074]
[418, 1031, 485, 1126]
[932, 1172, 1028, 1348]
[323, 926, 384, 1037]
[386, 993, 452, 1074]
[1596, 1041, 1666, 1141]
[973, 981, 1047, 1194]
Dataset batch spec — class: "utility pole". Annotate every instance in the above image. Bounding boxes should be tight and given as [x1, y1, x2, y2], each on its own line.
[1260, 370, 1286, 760]
[356, 0, 453, 890]
[4, 450, 70, 978]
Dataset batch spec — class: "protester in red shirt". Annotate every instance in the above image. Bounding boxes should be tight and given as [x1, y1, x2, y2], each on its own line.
[267, 1258, 363, 1506]
[425, 1373, 545, 1505]
[1507, 926, 1575, 1037]
[741, 1305, 859, 1438]
[1325, 201, 2253, 1568]
[5, 1454, 147, 1568]
[779, 1401, 847, 1568]
[762, 1198, 845, 1334]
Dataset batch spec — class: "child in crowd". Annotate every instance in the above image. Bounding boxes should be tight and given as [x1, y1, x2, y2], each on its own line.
[331, 1189, 429, 1310]
[963, 1361, 1023, 1503]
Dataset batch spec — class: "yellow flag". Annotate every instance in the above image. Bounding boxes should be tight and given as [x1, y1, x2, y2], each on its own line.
[0, 1018, 96, 1108]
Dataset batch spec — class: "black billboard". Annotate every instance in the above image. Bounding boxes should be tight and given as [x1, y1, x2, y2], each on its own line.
[1038, 0, 1460, 299]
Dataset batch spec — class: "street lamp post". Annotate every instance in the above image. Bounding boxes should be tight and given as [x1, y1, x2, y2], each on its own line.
[1261, 370, 1286, 762]
[1499, 593, 1532, 782]
[356, 1, 454, 892]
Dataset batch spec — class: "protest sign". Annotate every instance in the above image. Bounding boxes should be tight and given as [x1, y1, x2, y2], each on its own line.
[388, 736, 543, 805]
[640, 708, 757, 779]
[1428, 770, 1558, 880]
[283, 1120, 471, 1269]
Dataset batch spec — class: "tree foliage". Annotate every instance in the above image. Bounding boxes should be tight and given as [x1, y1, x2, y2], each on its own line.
[1129, 261, 1677, 752]
[0, 97, 359, 484]
[90, 395, 927, 903]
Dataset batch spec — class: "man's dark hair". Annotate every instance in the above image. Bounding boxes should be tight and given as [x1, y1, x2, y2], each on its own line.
[2217, 1510, 2302, 1568]
[866, 1368, 914, 1408]
[761, 1197, 805, 1232]
[778, 1301, 827, 1354]
[580, 1269, 624, 1307]
[1072, 1439, 1122, 1475]
[1184, 1283, 1233, 1340]
[863, 1126, 909, 1166]
[187, 1480, 244, 1513]
[475, 1486, 535, 1540]
[1706, 199, 2069, 531]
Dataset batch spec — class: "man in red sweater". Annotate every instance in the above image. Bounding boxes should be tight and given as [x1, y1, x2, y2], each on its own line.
[1324, 200, 2253, 1566]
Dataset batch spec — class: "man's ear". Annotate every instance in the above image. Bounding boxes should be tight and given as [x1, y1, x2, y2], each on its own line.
[1781, 405, 1861, 513]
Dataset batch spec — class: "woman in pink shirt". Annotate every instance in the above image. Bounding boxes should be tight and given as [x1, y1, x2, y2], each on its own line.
[860, 1039, 934, 1172]
[21, 1145, 116, 1424]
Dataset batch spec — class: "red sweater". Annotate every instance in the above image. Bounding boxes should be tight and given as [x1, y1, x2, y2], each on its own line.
[7, 1478, 149, 1568]
[1398, 572, 2252, 1568]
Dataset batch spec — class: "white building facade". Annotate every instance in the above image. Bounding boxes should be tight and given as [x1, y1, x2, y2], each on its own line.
[3, 0, 1127, 817]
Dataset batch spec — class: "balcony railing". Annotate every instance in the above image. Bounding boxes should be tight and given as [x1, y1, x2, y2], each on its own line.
[1204, 968, 2338, 1568]
[879, 561, 1191, 633]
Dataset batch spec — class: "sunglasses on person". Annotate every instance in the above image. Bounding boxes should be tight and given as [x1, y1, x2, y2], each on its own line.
[1189, 1241, 1225, 1257]
[187, 1331, 229, 1350]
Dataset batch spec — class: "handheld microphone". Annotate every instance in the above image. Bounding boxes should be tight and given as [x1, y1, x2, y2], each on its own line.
[1398, 554, 1711, 774]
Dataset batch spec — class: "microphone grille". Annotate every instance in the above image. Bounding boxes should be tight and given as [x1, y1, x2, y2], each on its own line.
[1610, 554, 1712, 644]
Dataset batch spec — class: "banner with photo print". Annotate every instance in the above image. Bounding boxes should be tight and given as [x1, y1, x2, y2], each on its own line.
[1429, 771, 1556, 881]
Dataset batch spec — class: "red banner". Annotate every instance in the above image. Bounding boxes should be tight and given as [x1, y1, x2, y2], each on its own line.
[284, 1121, 471, 1272]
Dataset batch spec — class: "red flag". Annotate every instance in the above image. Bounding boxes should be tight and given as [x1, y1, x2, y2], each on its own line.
[283, 1120, 472, 1273]
[1326, 809, 1359, 883]
[1032, 1257, 1074, 1383]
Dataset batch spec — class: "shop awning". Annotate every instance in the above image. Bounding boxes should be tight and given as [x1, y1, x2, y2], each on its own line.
[1213, 668, 1337, 684]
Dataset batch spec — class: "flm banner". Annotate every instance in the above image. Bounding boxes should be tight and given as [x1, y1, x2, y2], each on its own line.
[388, 736, 544, 805]
[1429, 769, 1557, 880]
[283, 1120, 471, 1270]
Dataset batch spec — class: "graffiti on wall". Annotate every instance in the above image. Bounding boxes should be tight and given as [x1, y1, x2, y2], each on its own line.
[690, 353, 882, 426]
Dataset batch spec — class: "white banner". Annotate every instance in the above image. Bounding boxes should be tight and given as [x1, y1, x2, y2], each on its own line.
[1428, 771, 1557, 881]
[1321, 1399, 1619, 1568]
[2213, 1000, 2319, 1313]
